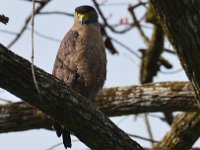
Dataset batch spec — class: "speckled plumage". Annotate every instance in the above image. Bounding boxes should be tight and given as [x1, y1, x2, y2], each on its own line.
[53, 22, 106, 103]
[52, 5, 106, 149]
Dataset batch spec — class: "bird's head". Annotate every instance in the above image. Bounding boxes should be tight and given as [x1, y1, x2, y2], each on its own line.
[75, 5, 98, 25]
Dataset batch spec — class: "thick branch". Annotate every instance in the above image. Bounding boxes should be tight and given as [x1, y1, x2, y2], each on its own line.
[151, 0, 200, 103]
[140, 25, 164, 83]
[150, 0, 200, 149]
[98, 81, 196, 115]
[0, 102, 53, 133]
[153, 112, 200, 150]
[0, 44, 143, 150]
[0, 81, 198, 133]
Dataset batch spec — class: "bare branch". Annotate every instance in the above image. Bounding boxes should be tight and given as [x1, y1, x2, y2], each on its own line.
[92, 0, 135, 34]
[38, 11, 73, 17]
[0, 81, 198, 133]
[0, 102, 53, 133]
[153, 112, 200, 150]
[111, 37, 141, 58]
[31, 0, 41, 99]
[128, 5, 150, 45]
[7, 0, 50, 48]
[140, 25, 164, 83]
[128, 133, 158, 143]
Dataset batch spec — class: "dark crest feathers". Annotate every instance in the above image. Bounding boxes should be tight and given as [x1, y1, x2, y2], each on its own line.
[75, 5, 96, 14]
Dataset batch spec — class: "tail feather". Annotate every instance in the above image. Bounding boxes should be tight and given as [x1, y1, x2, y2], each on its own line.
[62, 129, 72, 149]
[53, 121, 63, 137]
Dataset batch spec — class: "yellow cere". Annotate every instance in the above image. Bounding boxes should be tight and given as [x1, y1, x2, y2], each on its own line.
[76, 12, 92, 21]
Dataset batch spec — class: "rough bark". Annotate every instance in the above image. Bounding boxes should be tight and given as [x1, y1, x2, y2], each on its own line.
[0, 102, 53, 133]
[140, 24, 164, 83]
[150, 0, 200, 149]
[153, 112, 200, 150]
[143, 4, 174, 126]
[0, 43, 143, 150]
[98, 81, 196, 115]
[0, 81, 198, 133]
[151, 0, 200, 103]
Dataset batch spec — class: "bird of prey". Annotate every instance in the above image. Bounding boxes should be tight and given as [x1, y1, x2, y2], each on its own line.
[52, 5, 106, 149]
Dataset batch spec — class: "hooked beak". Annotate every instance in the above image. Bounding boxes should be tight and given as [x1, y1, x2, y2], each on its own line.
[78, 14, 87, 25]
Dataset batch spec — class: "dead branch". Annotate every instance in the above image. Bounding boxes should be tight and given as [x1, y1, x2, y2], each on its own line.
[0, 81, 198, 133]
[153, 112, 200, 150]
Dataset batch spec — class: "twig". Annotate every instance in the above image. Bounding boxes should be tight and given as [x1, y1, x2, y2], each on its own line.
[110, 15, 145, 30]
[39, 11, 73, 17]
[27, 27, 60, 42]
[123, 53, 140, 67]
[128, 2, 147, 9]
[148, 114, 165, 121]
[0, 29, 17, 35]
[164, 48, 176, 54]
[144, 114, 154, 146]
[31, 0, 41, 97]
[160, 68, 183, 74]
[45, 143, 62, 150]
[0, 98, 12, 103]
[128, 133, 158, 143]
[0, 14, 9, 25]
[92, 0, 135, 34]
[99, 2, 130, 6]
[7, 0, 50, 48]
[111, 37, 141, 58]
[0, 28, 60, 42]
[21, 0, 48, 4]
[128, 5, 150, 45]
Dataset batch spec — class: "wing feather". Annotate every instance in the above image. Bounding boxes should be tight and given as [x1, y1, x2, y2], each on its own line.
[52, 30, 79, 87]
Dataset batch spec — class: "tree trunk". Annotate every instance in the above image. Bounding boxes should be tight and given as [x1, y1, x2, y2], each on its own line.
[151, 0, 200, 149]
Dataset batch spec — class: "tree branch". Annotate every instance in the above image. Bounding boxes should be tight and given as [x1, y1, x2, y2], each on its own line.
[151, 0, 200, 103]
[0, 102, 53, 133]
[0, 43, 143, 150]
[150, 0, 200, 149]
[128, 5, 150, 45]
[140, 24, 164, 83]
[7, 0, 50, 48]
[92, 0, 135, 34]
[98, 81, 196, 115]
[0, 81, 198, 133]
[153, 112, 200, 150]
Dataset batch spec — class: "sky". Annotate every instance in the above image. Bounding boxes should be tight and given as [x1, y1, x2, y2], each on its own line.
[0, 0, 192, 150]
